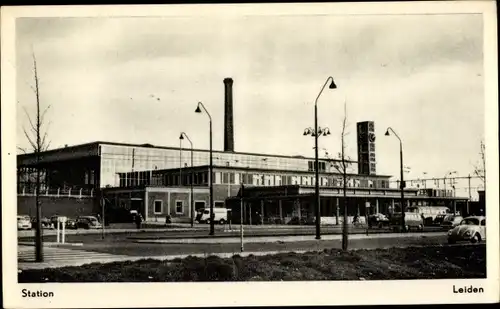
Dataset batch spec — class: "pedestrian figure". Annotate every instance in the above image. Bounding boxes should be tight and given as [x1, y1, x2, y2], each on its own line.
[135, 212, 143, 229]
[353, 214, 359, 226]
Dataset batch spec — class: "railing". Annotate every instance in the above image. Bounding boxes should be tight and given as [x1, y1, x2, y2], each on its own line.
[18, 186, 95, 198]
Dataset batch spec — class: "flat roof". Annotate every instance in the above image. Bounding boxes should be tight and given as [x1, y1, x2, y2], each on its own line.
[17, 140, 357, 164]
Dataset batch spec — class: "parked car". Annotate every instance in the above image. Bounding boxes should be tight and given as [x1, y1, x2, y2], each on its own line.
[441, 215, 463, 230]
[17, 215, 32, 230]
[390, 212, 424, 232]
[196, 208, 228, 224]
[30, 216, 53, 229]
[286, 216, 308, 225]
[368, 213, 390, 228]
[50, 215, 68, 228]
[447, 216, 486, 244]
[433, 214, 447, 226]
[65, 218, 78, 229]
[75, 216, 102, 229]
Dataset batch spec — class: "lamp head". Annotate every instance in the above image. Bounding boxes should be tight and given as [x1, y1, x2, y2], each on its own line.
[179, 133, 184, 140]
[329, 79, 337, 89]
[384, 129, 390, 136]
[195, 102, 202, 113]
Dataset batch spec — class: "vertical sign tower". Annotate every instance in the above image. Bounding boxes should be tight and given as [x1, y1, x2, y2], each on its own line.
[357, 121, 377, 175]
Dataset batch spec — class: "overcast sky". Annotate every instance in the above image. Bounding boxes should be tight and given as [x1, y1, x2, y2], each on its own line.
[15, 12, 485, 186]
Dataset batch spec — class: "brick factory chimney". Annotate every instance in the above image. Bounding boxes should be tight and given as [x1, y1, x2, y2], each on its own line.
[224, 77, 234, 152]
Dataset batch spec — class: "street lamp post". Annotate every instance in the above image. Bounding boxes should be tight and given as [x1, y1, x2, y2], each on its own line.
[444, 170, 457, 195]
[179, 132, 194, 228]
[385, 127, 406, 232]
[303, 76, 337, 240]
[195, 102, 214, 236]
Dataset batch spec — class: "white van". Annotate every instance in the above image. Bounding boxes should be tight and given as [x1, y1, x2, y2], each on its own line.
[196, 208, 228, 224]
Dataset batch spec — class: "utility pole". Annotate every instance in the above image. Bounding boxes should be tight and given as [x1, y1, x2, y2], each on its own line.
[240, 183, 244, 252]
[468, 174, 471, 215]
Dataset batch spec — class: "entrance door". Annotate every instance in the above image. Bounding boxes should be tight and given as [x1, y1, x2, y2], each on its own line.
[131, 199, 145, 217]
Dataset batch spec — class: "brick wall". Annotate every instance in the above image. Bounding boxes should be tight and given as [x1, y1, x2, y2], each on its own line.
[146, 190, 210, 222]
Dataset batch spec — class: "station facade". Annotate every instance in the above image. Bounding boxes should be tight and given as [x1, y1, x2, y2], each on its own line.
[16, 77, 472, 223]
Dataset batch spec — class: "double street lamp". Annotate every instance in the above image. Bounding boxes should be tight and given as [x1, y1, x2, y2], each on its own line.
[195, 102, 214, 236]
[179, 132, 194, 228]
[444, 170, 457, 194]
[303, 76, 337, 240]
[385, 127, 406, 232]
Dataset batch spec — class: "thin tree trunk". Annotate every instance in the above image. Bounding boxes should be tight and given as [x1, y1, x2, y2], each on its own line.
[33, 53, 43, 262]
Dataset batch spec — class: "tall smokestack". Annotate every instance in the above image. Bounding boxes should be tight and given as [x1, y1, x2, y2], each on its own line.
[224, 77, 234, 152]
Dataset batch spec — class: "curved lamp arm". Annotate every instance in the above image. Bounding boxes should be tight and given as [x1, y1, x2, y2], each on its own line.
[385, 127, 402, 145]
[179, 132, 193, 148]
[196, 102, 212, 122]
[314, 76, 337, 107]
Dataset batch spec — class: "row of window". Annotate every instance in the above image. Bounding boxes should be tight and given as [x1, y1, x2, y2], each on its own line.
[118, 170, 390, 189]
[307, 161, 327, 172]
[152, 200, 225, 214]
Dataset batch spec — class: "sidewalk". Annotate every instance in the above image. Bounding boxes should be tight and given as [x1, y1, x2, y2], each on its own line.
[133, 231, 445, 244]
[17, 223, 370, 237]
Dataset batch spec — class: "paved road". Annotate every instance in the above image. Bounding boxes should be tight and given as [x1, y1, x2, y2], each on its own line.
[18, 232, 457, 270]
[19, 225, 445, 244]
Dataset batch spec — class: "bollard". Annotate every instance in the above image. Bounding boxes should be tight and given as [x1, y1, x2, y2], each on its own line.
[62, 222, 66, 244]
[56, 221, 60, 243]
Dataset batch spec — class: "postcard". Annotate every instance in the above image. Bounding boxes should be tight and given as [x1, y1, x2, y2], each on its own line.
[1, 1, 498, 308]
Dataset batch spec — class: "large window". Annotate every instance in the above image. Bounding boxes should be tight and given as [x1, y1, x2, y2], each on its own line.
[214, 201, 225, 208]
[154, 200, 163, 214]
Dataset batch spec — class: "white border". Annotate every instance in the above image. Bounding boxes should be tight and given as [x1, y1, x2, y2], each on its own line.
[2, 1, 499, 308]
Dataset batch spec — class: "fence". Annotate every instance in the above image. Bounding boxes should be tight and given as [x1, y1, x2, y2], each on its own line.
[18, 186, 95, 198]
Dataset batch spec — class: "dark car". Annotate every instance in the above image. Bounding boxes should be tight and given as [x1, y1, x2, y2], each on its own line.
[31, 216, 53, 229]
[65, 218, 78, 229]
[368, 213, 390, 228]
[75, 216, 102, 229]
[433, 214, 447, 226]
[286, 216, 308, 225]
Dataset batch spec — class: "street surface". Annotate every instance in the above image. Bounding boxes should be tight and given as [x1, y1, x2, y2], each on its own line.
[18, 224, 445, 242]
[17, 229, 460, 270]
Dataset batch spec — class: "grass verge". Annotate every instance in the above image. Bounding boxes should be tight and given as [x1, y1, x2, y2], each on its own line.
[18, 244, 485, 282]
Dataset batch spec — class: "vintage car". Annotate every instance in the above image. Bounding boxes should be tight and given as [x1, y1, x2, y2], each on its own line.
[17, 215, 32, 230]
[75, 216, 102, 229]
[390, 212, 424, 232]
[30, 216, 53, 229]
[440, 215, 463, 230]
[368, 213, 390, 228]
[447, 216, 486, 244]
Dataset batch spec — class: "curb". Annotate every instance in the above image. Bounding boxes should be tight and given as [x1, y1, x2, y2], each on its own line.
[133, 232, 446, 244]
[19, 242, 84, 247]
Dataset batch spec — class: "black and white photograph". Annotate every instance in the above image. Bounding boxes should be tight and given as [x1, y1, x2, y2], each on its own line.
[1, 1, 498, 307]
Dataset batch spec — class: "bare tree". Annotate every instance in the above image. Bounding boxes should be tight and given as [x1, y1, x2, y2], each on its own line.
[18, 51, 50, 262]
[330, 100, 353, 251]
[473, 140, 485, 186]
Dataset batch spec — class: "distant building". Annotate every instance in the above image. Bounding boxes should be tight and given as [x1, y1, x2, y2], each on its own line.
[16, 77, 468, 223]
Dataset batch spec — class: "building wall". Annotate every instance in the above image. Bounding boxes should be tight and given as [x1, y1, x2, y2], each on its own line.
[98, 143, 355, 188]
[145, 187, 210, 222]
[17, 196, 97, 218]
